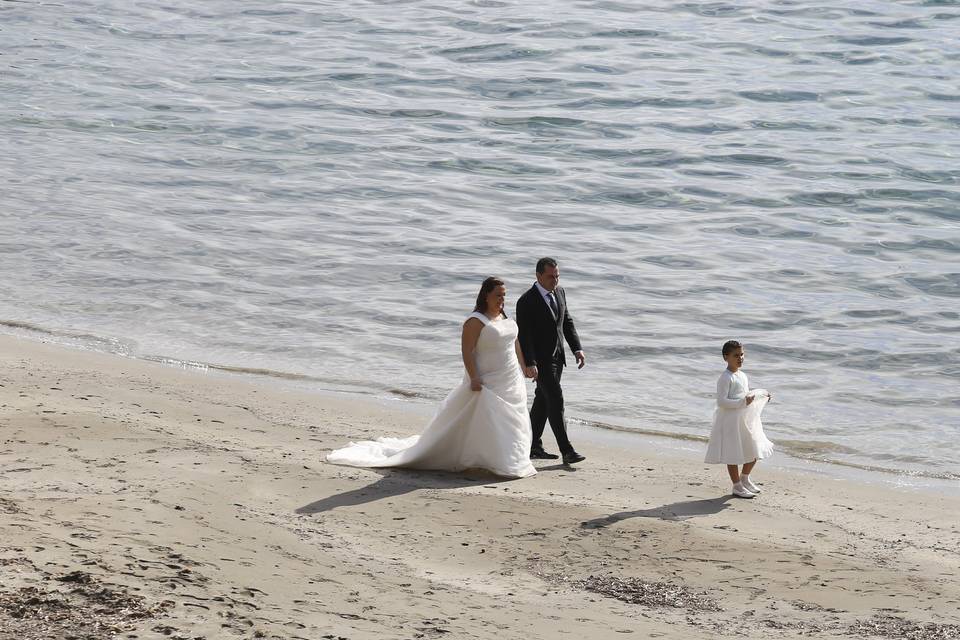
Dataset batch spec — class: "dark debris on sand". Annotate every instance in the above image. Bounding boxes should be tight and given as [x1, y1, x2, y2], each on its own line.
[0, 570, 173, 640]
[849, 615, 960, 640]
[548, 571, 958, 639]
[761, 613, 960, 639]
[546, 572, 721, 612]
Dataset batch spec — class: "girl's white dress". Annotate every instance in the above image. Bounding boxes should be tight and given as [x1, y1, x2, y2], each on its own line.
[326, 312, 536, 478]
[704, 369, 774, 464]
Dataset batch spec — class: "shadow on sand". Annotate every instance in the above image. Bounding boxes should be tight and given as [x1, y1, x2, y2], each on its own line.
[296, 468, 513, 515]
[581, 496, 735, 529]
[534, 462, 581, 473]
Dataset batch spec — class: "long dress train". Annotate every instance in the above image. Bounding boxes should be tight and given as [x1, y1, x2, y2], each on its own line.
[326, 312, 536, 478]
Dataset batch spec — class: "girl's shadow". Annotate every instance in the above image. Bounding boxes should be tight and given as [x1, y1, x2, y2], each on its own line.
[296, 468, 512, 515]
[581, 496, 734, 529]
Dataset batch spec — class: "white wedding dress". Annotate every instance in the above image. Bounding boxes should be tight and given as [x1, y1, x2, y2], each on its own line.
[326, 312, 537, 478]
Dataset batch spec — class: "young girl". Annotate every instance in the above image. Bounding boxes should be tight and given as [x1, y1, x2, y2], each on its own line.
[704, 340, 774, 498]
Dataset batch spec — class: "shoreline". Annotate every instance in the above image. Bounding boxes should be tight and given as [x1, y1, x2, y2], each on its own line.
[1, 323, 956, 488]
[2, 333, 960, 638]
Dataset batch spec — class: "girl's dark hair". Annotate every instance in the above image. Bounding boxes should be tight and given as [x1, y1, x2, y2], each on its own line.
[722, 340, 742, 357]
[474, 277, 507, 317]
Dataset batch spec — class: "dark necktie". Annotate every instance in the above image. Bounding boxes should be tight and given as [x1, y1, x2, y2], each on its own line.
[546, 292, 559, 318]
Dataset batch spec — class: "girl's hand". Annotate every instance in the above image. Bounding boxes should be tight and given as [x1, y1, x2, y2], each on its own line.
[470, 377, 483, 392]
[745, 394, 755, 405]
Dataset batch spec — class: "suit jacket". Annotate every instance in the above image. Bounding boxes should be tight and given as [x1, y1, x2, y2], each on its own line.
[516, 284, 582, 369]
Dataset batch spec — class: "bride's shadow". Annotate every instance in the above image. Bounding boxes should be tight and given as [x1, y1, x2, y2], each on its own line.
[296, 468, 512, 515]
[581, 496, 734, 529]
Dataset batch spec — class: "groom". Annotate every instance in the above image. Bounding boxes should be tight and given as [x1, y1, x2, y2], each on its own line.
[516, 257, 587, 465]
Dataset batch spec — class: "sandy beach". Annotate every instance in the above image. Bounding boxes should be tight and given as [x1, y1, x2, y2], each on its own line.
[2, 334, 959, 640]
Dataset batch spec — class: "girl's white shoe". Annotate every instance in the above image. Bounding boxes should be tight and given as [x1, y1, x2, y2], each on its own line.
[741, 476, 761, 494]
[732, 482, 755, 499]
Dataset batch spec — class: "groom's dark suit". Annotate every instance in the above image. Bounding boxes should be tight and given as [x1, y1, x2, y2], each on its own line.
[516, 284, 582, 456]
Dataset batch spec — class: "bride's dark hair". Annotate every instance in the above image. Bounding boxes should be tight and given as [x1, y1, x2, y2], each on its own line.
[473, 277, 508, 318]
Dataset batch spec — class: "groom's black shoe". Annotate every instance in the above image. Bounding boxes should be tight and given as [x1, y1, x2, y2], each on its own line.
[530, 449, 560, 460]
[562, 451, 586, 465]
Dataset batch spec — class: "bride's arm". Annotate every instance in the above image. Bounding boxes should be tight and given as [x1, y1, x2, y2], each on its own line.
[514, 339, 526, 368]
[462, 318, 484, 391]
[515, 339, 538, 380]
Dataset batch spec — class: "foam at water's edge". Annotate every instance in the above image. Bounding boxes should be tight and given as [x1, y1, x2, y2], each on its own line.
[0, 319, 137, 355]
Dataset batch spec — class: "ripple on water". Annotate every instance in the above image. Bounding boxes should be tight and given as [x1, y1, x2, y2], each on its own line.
[903, 274, 960, 298]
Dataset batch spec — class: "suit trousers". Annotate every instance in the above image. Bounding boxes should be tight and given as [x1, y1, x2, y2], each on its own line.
[530, 356, 573, 455]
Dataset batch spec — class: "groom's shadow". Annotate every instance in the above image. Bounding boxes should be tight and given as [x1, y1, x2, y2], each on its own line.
[296, 468, 512, 515]
[581, 496, 734, 529]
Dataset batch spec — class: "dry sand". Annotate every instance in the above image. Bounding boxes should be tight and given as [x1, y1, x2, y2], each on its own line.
[2, 334, 959, 639]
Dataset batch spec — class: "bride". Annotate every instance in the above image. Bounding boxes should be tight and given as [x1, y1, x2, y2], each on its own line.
[326, 277, 537, 478]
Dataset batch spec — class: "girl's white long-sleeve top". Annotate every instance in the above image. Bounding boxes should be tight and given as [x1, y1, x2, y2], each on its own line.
[716, 369, 749, 409]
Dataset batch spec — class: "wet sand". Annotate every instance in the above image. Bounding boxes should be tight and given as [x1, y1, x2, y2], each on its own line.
[2, 334, 959, 639]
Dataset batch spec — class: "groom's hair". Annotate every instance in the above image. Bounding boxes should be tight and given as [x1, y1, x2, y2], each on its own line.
[722, 340, 742, 357]
[473, 277, 507, 317]
[536, 257, 558, 273]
